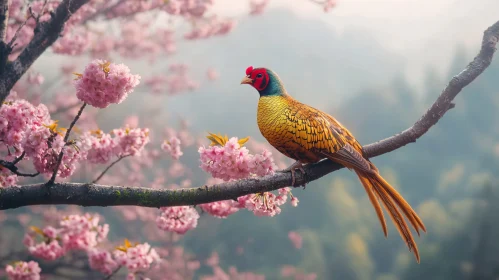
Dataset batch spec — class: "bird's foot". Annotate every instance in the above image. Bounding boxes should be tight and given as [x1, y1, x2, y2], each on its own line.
[281, 161, 307, 188]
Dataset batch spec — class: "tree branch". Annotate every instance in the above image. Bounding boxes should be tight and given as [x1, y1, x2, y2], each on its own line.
[0, 20, 498, 211]
[92, 155, 131, 184]
[48, 102, 86, 184]
[0, 0, 90, 105]
[0, 152, 40, 177]
[363, 21, 499, 157]
[0, 0, 9, 42]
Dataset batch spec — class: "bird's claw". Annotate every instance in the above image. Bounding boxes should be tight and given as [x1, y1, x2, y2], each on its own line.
[282, 161, 307, 189]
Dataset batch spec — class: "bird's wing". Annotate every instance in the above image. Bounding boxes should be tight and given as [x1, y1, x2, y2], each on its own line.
[288, 99, 368, 169]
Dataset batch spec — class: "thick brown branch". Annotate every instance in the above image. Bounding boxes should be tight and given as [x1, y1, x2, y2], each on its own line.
[0, 20, 498, 211]
[0, 0, 10, 74]
[0, 0, 90, 105]
[0, 0, 9, 41]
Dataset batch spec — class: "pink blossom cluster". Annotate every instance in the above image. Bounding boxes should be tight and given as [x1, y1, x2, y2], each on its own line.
[5, 261, 41, 280]
[184, 17, 236, 40]
[0, 99, 51, 153]
[52, 29, 93, 55]
[74, 59, 141, 108]
[0, 166, 18, 187]
[200, 200, 240, 218]
[23, 214, 109, 261]
[156, 206, 200, 234]
[113, 242, 160, 274]
[23, 226, 65, 260]
[161, 137, 183, 160]
[83, 126, 150, 164]
[112, 127, 151, 157]
[198, 137, 276, 181]
[83, 131, 116, 164]
[164, 0, 215, 18]
[237, 188, 291, 217]
[32, 135, 91, 178]
[59, 213, 109, 250]
[88, 248, 118, 275]
[0, 99, 89, 178]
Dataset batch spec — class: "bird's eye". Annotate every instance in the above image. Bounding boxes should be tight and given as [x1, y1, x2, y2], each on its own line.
[256, 73, 263, 78]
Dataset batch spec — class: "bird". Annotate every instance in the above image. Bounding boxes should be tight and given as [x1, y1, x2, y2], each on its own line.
[240, 66, 426, 262]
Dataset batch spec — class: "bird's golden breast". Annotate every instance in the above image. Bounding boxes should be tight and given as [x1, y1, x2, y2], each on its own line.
[257, 96, 323, 163]
[257, 96, 289, 141]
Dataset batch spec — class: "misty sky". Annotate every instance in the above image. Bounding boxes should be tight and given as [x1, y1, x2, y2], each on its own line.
[214, 0, 499, 86]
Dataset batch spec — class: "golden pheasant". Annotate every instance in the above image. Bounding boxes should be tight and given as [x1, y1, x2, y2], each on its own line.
[240, 66, 426, 262]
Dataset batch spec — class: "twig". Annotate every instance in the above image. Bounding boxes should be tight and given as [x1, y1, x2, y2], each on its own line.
[92, 155, 131, 184]
[0, 20, 498, 210]
[0, 155, 40, 178]
[12, 152, 25, 165]
[47, 103, 87, 184]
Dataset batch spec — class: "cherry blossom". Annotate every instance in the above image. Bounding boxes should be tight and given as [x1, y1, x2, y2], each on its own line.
[88, 248, 119, 275]
[156, 206, 200, 234]
[59, 213, 109, 251]
[5, 261, 41, 280]
[113, 240, 160, 275]
[161, 137, 183, 160]
[74, 59, 141, 108]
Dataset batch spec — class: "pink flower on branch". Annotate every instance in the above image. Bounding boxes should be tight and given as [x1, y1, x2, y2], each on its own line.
[113, 240, 160, 274]
[23, 226, 65, 261]
[198, 135, 276, 181]
[200, 200, 240, 218]
[88, 248, 119, 275]
[23, 213, 109, 261]
[74, 59, 140, 108]
[59, 213, 109, 251]
[161, 137, 183, 160]
[5, 261, 41, 280]
[198, 133, 298, 217]
[156, 206, 200, 234]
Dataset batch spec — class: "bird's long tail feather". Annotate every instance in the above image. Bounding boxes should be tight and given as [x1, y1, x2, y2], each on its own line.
[354, 169, 426, 263]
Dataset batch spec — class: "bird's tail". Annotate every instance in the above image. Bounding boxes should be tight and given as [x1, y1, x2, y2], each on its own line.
[354, 167, 426, 263]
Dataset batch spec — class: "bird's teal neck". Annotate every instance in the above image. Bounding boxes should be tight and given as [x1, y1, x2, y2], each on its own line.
[258, 70, 286, 97]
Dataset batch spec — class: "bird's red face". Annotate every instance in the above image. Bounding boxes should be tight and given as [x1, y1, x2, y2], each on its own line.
[240, 66, 269, 91]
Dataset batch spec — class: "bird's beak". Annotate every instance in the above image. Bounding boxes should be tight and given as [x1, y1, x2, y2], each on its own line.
[240, 76, 253, 85]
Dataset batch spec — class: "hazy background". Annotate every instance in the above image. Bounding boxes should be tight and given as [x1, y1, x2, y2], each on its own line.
[18, 0, 499, 279]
